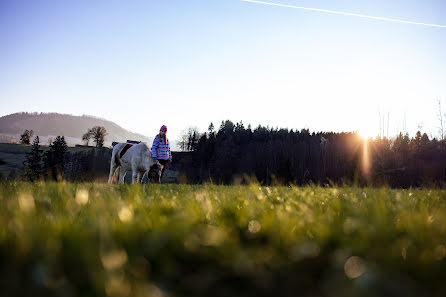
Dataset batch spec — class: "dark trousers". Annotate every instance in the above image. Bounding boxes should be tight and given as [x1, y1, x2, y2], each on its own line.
[158, 159, 170, 180]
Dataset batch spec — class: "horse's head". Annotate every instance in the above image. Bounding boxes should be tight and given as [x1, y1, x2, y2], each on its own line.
[148, 163, 162, 183]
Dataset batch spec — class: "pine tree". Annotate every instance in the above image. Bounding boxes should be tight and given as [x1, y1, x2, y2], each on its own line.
[23, 136, 43, 181]
[208, 122, 215, 135]
[393, 132, 410, 154]
[410, 131, 422, 152]
[420, 133, 430, 147]
[43, 135, 68, 180]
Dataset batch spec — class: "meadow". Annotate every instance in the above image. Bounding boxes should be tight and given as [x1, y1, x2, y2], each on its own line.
[0, 143, 95, 178]
[1, 182, 446, 297]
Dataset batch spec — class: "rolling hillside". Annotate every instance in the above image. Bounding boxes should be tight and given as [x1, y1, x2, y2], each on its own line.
[0, 112, 151, 146]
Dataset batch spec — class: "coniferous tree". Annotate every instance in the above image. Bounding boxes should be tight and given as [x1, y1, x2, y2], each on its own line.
[43, 136, 68, 180]
[208, 122, 215, 137]
[420, 133, 430, 146]
[410, 131, 422, 152]
[23, 136, 43, 181]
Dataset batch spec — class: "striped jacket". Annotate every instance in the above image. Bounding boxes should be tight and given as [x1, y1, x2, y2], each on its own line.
[151, 135, 172, 161]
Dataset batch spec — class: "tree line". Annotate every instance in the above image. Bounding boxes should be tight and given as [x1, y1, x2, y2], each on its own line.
[16, 120, 446, 187]
[22, 126, 110, 181]
[19, 126, 108, 147]
[23, 135, 68, 181]
[180, 120, 446, 187]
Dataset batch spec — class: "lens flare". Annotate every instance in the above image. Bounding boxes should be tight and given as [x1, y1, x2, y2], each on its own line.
[361, 137, 371, 180]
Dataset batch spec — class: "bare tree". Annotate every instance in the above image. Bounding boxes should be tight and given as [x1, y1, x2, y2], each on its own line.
[438, 99, 444, 141]
[89, 126, 108, 147]
[20, 129, 34, 145]
[177, 127, 200, 151]
[82, 129, 93, 146]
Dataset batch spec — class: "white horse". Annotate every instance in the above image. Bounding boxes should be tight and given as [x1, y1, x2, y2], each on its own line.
[108, 142, 161, 183]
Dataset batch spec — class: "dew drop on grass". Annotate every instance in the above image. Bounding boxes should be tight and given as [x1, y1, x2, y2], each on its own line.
[427, 215, 434, 224]
[101, 249, 128, 270]
[344, 256, 367, 279]
[119, 206, 133, 222]
[256, 193, 265, 201]
[402, 247, 407, 260]
[75, 189, 89, 205]
[248, 220, 261, 234]
[18, 193, 35, 212]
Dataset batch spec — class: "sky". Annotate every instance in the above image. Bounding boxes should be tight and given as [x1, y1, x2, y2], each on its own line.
[1, 0, 446, 141]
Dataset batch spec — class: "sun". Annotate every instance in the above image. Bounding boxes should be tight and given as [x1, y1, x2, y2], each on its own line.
[358, 126, 377, 140]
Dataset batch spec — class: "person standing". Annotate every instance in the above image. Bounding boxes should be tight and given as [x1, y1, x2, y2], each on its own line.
[151, 125, 172, 183]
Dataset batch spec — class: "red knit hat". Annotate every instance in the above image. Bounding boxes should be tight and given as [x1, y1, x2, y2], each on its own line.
[160, 125, 167, 132]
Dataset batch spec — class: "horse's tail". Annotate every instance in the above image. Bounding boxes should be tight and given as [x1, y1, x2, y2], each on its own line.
[114, 153, 121, 166]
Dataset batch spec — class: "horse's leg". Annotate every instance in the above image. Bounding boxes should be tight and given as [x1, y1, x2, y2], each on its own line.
[119, 169, 126, 183]
[108, 162, 117, 184]
[132, 172, 138, 184]
[141, 171, 148, 184]
[131, 166, 138, 184]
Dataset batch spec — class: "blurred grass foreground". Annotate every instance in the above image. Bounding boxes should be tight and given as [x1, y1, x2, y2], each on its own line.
[1, 182, 446, 297]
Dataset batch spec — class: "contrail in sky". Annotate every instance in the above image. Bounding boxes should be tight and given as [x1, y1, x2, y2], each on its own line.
[241, 0, 446, 28]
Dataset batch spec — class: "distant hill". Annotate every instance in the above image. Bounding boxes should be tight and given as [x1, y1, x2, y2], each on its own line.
[0, 112, 151, 146]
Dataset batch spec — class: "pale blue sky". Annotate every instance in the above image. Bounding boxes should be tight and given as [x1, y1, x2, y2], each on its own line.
[1, 0, 445, 140]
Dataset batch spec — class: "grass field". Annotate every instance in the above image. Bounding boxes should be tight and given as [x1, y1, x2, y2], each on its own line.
[1, 182, 446, 297]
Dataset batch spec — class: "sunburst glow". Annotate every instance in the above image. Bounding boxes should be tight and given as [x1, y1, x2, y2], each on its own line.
[358, 126, 377, 140]
[361, 136, 371, 180]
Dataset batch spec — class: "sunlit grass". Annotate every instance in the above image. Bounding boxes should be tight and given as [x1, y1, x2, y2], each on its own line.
[0, 182, 446, 296]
